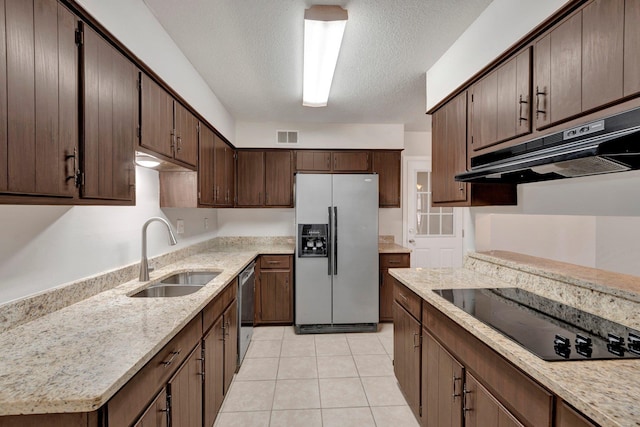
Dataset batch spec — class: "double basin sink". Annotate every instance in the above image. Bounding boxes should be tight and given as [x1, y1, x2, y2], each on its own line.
[130, 271, 220, 297]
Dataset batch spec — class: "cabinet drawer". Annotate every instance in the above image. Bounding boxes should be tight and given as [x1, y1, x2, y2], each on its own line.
[393, 279, 421, 321]
[203, 278, 238, 332]
[260, 255, 291, 270]
[107, 315, 202, 426]
[380, 253, 410, 268]
[423, 302, 553, 427]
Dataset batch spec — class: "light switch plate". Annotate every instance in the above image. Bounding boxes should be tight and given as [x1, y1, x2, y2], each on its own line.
[176, 219, 185, 234]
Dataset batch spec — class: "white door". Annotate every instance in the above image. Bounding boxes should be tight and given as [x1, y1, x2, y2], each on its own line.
[405, 159, 464, 268]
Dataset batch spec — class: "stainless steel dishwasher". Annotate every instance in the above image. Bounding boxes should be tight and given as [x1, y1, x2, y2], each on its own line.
[238, 261, 255, 365]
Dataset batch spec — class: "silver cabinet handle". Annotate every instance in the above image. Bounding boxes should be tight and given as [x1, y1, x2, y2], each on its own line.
[161, 350, 181, 367]
[408, 239, 415, 244]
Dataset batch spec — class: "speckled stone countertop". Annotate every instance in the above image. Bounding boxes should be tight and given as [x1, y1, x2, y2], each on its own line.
[378, 243, 411, 254]
[0, 242, 293, 417]
[389, 254, 640, 427]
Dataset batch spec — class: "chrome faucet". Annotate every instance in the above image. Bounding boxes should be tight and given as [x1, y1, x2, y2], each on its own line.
[140, 217, 178, 281]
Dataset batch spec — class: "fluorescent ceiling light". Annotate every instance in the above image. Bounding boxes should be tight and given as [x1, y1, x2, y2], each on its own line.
[135, 152, 161, 168]
[303, 5, 348, 107]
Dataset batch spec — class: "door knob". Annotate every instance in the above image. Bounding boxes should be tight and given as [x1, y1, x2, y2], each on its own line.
[408, 239, 415, 244]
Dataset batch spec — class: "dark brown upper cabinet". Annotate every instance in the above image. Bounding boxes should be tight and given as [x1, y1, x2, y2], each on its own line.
[0, 0, 77, 199]
[235, 150, 265, 207]
[80, 22, 137, 203]
[432, 91, 516, 207]
[534, 0, 624, 130]
[624, 0, 640, 97]
[139, 73, 197, 169]
[332, 151, 370, 171]
[470, 47, 531, 151]
[432, 92, 469, 205]
[372, 151, 401, 208]
[213, 132, 235, 207]
[236, 150, 293, 207]
[295, 150, 331, 171]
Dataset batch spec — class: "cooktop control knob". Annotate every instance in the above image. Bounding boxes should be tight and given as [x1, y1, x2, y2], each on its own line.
[554, 334, 571, 358]
[628, 333, 640, 355]
[607, 333, 625, 357]
[575, 334, 593, 357]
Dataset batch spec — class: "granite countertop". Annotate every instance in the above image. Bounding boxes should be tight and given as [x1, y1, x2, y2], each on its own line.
[378, 243, 411, 254]
[390, 262, 640, 427]
[0, 243, 293, 417]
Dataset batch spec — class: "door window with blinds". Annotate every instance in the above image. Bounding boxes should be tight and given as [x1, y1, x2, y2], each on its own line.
[416, 172, 454, 236]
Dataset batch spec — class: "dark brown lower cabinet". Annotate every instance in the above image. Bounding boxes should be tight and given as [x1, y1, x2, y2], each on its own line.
[203, 315, 224, 427]
[422, 331, 463, 427]
[463, 372, 524, 427]
[379, 253, 411, 322]
[167, 344, 203, 427]
[393, 300, 421, 419]
[255, 255, 293, 325]
[134, 389, 168, 427]
[223, 299, 238, 394]
[555, 400, 598, 427]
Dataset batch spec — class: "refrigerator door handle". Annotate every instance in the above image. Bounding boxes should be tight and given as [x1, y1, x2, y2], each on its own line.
[327, 206, 333, 276]
[334, 206, 338, 275]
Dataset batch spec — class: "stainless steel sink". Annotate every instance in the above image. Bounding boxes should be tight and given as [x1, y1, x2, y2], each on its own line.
[130, 284, 205, 298]
[159, 271, 220, 285]
[130, 271, 220, 298]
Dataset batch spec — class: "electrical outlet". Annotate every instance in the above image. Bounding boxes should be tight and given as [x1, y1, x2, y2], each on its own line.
[204, 217, 209, 229]
[176, 219, 185, 234]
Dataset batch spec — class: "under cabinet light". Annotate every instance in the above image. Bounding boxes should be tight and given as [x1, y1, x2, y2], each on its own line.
[135, 152, 161, 168]
[303, 5, 348, 107]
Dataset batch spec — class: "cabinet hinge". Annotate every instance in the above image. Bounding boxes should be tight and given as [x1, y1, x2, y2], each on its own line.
[80, 172, 85, 187]
[419, 405, 422, 417]
[75, 27, 83, 46]
[137, 126, 141, 139]
[471, 93, 474, 102]
[197, 122, 201, 134]
[137, 77, 142, 92]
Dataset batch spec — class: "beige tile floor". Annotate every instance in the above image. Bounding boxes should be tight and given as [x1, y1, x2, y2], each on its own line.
[214, 324, 419, 427]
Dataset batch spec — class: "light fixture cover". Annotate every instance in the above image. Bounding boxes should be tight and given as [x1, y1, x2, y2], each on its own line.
[135, 152, 161, 168]
[303, 5, 348, 107]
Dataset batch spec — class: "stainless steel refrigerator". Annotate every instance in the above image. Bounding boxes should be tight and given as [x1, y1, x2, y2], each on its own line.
[294, 173, 379, 333]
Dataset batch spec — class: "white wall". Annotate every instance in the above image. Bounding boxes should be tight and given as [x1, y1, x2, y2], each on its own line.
[235, 122, 404, 149]
[426, 0, 569, 111]
[0, 168, 218, 304]
[216, 209, 295, 237]
[76, 0, 236, 142]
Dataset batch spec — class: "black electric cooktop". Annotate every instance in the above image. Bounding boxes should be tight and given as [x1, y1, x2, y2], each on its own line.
[432, 288, 640, 361]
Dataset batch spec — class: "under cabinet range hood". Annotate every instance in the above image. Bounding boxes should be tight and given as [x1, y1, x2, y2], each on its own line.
[455, 107, 640, 184]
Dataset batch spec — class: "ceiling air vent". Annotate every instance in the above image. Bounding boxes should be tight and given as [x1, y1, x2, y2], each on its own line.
[277, 130, 299, 144]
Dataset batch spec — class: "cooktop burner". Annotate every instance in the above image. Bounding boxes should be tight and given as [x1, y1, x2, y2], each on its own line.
[432, 288, 640, 361]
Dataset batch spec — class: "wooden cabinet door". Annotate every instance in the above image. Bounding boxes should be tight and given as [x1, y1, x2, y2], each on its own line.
[332, 151, 370, 171]
[81, 22, 136, 202]
[198, 124, 215, 206]
[134, 388, 168, 427]
[167, 344, 203, 427]
[174, 102, 198, 167]
[223, 300, 238, 395]
[432, 92, 467, 204]
[2, 0, 77, 197]
[422, 331, 463, 427]
[295, 150, 331, 171]
[555, 400, 597, 427]
[265, 150, 292, 207]
[464, 372, 524, 427]
[203, 317, 224, 427]
[372, 151, 401, 207]
[624, 0, 640, 96]
[236, 150, 264, 206]
[213, 135, 234, 207]
[582, 0, 624, 111]
[470, 71, 497, 151]
[140, 74, 173, 158]
[379, 270, 394, 322]
[257, 270, 292, 323]
[393, 301, 421, 419]
[496, 48, 531, 142]
[535, 11, 582, 129]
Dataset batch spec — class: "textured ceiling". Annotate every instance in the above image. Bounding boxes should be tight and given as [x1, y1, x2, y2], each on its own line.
[141, 0, 492, 132]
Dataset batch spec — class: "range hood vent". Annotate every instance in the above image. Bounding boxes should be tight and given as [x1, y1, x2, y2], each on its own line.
[456, 107, 640, 184]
